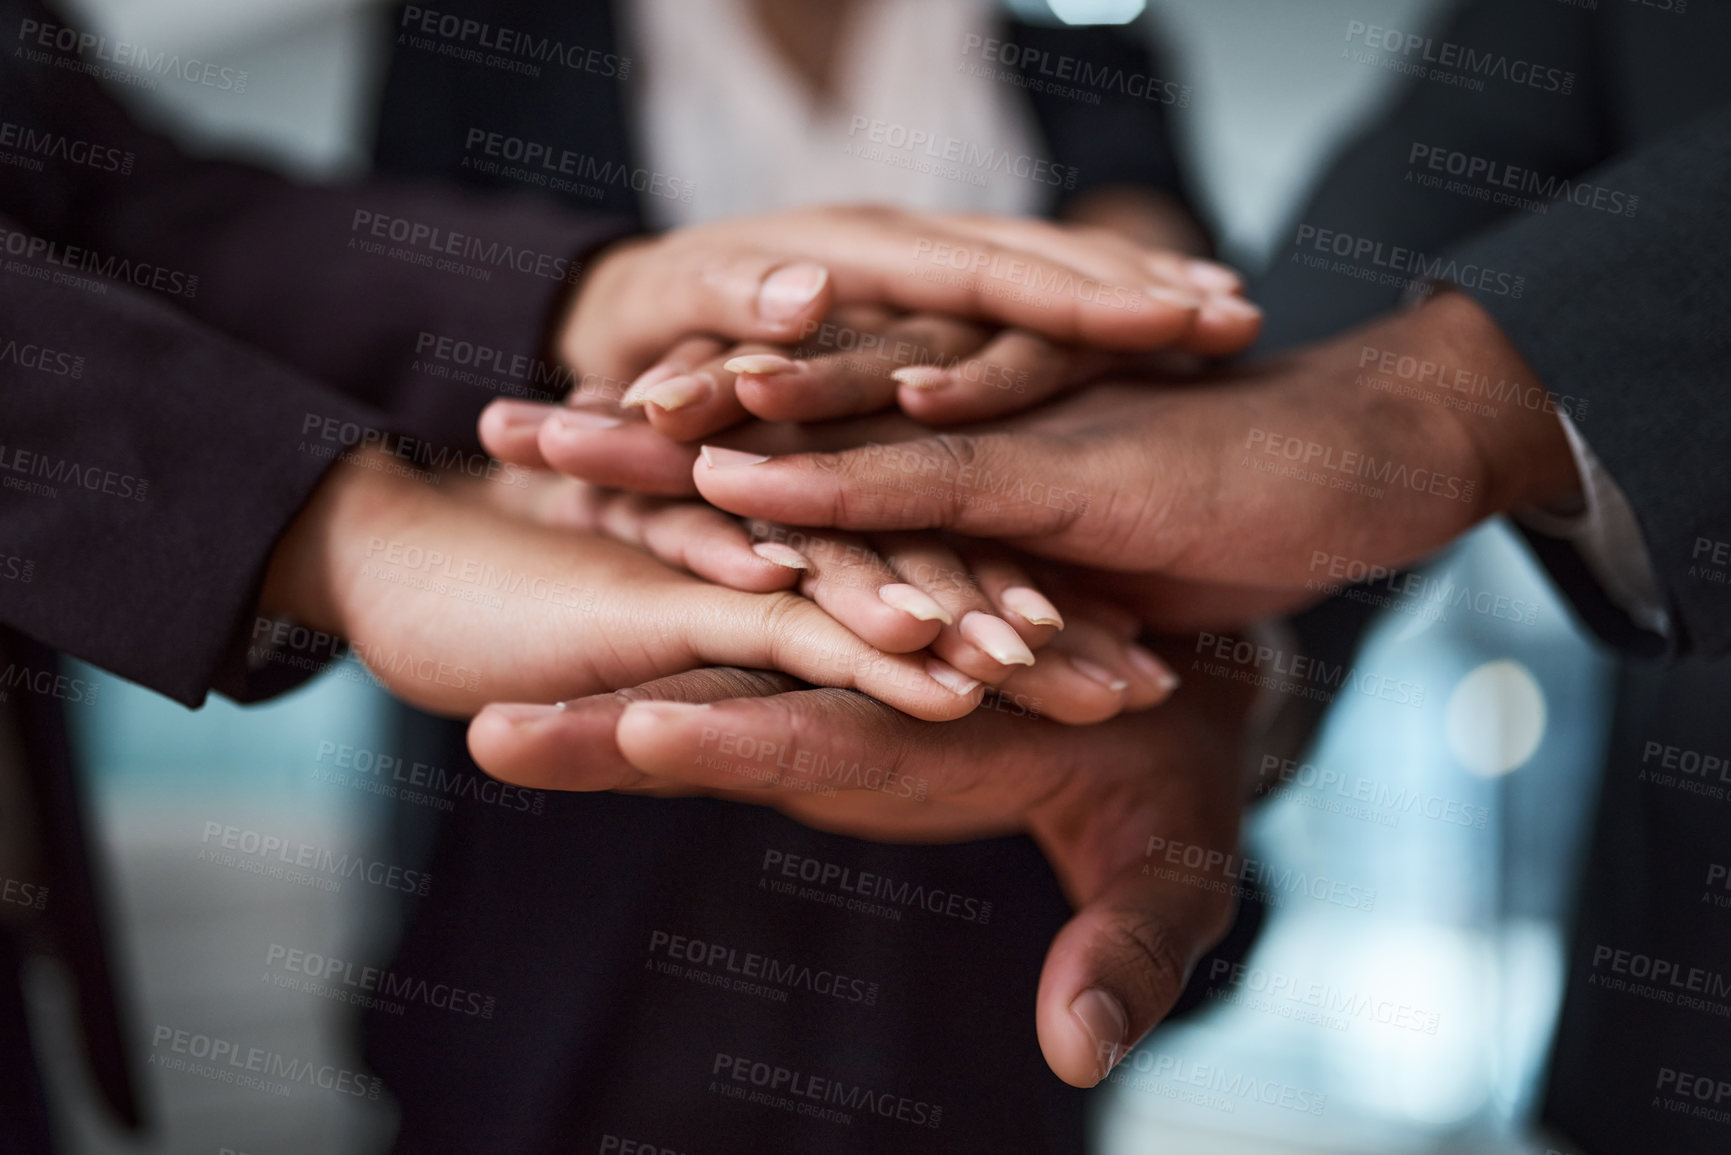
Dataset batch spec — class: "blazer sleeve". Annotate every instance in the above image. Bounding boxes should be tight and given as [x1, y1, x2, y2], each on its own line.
[1442, 104, 1731, 659]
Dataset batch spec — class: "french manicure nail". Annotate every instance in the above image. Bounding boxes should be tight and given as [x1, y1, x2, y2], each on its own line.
[925, 658, 981, 696]
[1000, 586, 1064, 629]
[552, 408, 623, 431]
[620, 363, 684, 407]
[1202, 294, 1262, 321]
[1145, 284, 1200, 309]
[752, 542, 810, 571]
[878, 583, 953, 625]
[489, 400, 553, 429]
[757, 263, 829, 323]
[1185, 259, 1243, 295]
[960, 611, 1036, 668]
[638, 373, 713, 412]
[1070, 657, 1130, 693]
[700, 445, 772, 469]
[725, 354, 802, 376]
[1070, 988, 1128, 1082]
[891, 366, 951, 392]
[1126, 644, 1180, 693]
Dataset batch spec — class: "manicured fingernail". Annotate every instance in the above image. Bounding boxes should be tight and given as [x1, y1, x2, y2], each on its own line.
[878, 583, 953, 625]
[1185, 259, 1243, 295]
[757, 262, 829, 323]
[1202, 294, 1261, 321]
[1070, 657, 1130, 693]
[700, 445, 771, 469]
[891, 366, 951, 392]
[725, 354, 802, 376]
[960, 611, 1036, 668]
[622, 701, 712, 724]
[489, 400, 553, 429]
[1126, 644, 1180, 693]
[752, 542, 810, 571]
[925, 658, 980, 696]
[1000, 586, 1064, 629]
[552, 408, 623, 431]
[636, 373, 713, 412]
[485, 703, 563, 727]
[1070, 988, 1128, 1081]
[1145, 284, 1200, 309]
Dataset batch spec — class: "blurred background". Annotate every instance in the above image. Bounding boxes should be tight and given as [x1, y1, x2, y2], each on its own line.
[29, 0, 1612, 1151]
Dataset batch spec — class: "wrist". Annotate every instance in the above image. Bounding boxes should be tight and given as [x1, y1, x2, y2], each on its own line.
[1414, 290, 1582, 516]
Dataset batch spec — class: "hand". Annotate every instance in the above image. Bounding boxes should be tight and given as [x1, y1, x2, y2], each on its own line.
[458, 468, 1180, 722]
[560, 205, 1262, 396]
[256, 448, 987, 720]
[467, 651, 1257, 1089]
[676, 291, 1583, 632]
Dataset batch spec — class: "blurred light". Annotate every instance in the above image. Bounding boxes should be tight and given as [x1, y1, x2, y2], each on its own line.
[1005, 0, 1148, 26]
[1444, 660, 1547, 778]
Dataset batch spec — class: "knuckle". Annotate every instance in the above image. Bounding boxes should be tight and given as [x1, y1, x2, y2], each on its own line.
[1103, 913, 1191, 1016]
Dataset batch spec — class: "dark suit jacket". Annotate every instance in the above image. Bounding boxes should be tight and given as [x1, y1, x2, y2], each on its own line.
[1252, 2, 1731, 1152]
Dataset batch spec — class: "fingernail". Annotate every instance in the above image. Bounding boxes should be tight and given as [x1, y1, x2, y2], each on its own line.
[1185, 259, 1243, 295]
[878, 583, 953, 625]
[1202, 294, 1262, 322]
[752, 542, 810, 571]
[1145, 284, 1200, 309]
[700, 445, 772, 469]
[1126, 644, 1180, 693]
[1000, 586, 1064, 629]
[891, 366, 951, 392]
[757, 262, 829, 323]
[725, 354, 802, 376]
[489, 400, 552, 429]
[1070, 988, 1128, 1082]
[960, 611, 1036, 668]
[1070, 657, 1130, 693]
[485, 703, 563, 727]
[635, 373, 713, 413]
[552, 408, 623, 432]
[925, 658, 980, 696]
[622, 701, 713, 724]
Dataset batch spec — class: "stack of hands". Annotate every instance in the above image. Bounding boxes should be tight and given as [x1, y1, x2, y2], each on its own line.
[258, 205, 1578, 1087]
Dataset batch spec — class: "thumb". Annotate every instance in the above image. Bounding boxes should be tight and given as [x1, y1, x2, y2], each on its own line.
[1035, 852, 1237, 1087]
